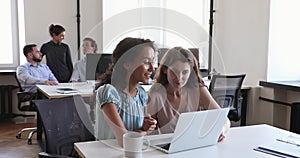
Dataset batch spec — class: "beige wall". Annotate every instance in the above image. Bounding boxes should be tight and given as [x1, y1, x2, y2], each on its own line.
[21, 0, 275, 125]
[213, 0, 270, 86]
[212, 0, 272, 125]
[23, 0, 271, 86]
[23, 0, 102, 63]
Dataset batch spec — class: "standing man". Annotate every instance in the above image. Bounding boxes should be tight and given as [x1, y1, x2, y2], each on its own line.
[41, 24, 73, 83]
[17, 44, 58, 92]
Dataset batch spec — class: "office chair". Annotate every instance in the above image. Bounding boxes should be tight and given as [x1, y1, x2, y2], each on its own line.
[209, 74, 246, 122]
[15, 74, 38, 145]
[34, 95, 95, 158]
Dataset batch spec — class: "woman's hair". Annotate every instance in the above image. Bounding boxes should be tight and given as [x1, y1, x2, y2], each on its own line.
[95, 37, 155, 90]
[83, 37, 98, 53]
[154, 46, 203, 87]
[49, 24, 65, 37]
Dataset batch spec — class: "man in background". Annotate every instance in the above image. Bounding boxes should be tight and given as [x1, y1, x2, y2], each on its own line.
[70, 37, 98, 82]
[17, 44, 58, 92]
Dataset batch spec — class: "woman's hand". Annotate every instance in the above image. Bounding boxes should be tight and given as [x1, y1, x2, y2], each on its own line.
[218, 131, 225, 142]
[142, 115, 157, 132]
[218, 118, 230, 142]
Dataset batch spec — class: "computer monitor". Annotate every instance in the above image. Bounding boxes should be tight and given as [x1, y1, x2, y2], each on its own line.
[86, 53, 112, 80]
[157, 48, 169, 66]
[188, 48, 199, 65]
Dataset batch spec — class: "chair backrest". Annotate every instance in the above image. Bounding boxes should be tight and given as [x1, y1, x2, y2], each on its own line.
[34, 95, 95, 157]
[14, 73, 37, 112]
[14, 72, 23, 92]
[208, 74, 246, 121]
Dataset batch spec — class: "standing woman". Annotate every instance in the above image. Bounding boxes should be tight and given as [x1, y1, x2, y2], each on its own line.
[94, 37, 157, 146]
[41, 24, 73, 83]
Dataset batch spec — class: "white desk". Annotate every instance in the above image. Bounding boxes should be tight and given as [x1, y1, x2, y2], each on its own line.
[36, 82, 95, 99]
[74, 124, 300, 158]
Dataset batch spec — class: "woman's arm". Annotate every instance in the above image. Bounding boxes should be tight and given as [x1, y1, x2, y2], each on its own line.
[143, 96, 157, 133]
[101, 103, 127, 146]
[199, 86, 231, 141]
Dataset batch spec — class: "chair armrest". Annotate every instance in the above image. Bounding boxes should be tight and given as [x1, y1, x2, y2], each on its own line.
[17, 92, 36, 102]
[39, 152, 74, 158]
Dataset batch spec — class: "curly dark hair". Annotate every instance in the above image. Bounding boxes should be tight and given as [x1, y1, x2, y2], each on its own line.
[95, 37, 156, 90]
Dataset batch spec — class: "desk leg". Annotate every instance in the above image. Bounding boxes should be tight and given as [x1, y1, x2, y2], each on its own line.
[240, 89, 248, 126]
[0, 87, 5, 117]
[290, 103, 300, 134]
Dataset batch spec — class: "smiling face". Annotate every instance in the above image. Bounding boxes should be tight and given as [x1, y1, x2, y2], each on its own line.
[128, 46, 155, 84]
[52, 32, 65, 43]
[165, 60, 191, 89]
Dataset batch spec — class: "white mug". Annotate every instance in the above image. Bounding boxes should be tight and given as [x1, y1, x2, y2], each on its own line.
[123, 132, 150, 158]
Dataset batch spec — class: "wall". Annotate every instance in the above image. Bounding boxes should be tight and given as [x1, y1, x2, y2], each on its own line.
[213, 0, 270, 86]
[22, 0, 274, 125]
[23, 0, 102, 63]
[213, 0, 273, 125]
[23, 0, 270, 86]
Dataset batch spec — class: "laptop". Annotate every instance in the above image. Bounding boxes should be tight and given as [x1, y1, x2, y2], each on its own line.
[150, 108, 229, 154]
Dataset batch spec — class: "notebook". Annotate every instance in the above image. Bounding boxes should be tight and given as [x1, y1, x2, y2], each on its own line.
[150, 108, 229, 154]
[254, 137, 300, 158]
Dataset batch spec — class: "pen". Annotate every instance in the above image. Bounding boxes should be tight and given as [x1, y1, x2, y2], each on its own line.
[276, 138, 300, 147]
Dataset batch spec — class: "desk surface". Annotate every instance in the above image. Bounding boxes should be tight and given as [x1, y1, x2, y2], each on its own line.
[37, 82, 95, 99]
[0, 69, 16, 74]
[74, 124, 298, 158]
[260, 80, 300, 92]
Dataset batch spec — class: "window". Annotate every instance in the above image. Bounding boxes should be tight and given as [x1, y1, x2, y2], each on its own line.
[268, 0, 300, 81]
[102, 0, 210, 69]
[0, 0, 25, 69]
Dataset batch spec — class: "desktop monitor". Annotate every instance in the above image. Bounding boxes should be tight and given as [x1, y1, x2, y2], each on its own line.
[86, 53, 112, 80]
[188, 48, 199, 65]
[157, 48, 169, 66]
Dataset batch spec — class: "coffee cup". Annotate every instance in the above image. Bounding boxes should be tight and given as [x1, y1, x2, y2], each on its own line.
[123, 132, 150, 158]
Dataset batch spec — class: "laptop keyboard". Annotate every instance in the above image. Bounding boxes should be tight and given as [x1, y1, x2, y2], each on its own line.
[157, 143, 171, 150]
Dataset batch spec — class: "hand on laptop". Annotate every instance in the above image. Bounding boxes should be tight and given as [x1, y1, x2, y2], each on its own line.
[218, 118, 230, 142]
[218, 132, 225, 142]
[142, 114, 157, 133]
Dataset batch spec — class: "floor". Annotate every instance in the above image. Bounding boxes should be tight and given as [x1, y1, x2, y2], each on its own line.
[0, 119, 41, 158]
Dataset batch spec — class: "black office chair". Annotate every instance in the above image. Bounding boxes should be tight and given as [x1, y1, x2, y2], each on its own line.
[34, 95, 95, 158]
[15, 74, 38, 145]
[208, 74, 246, 122]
